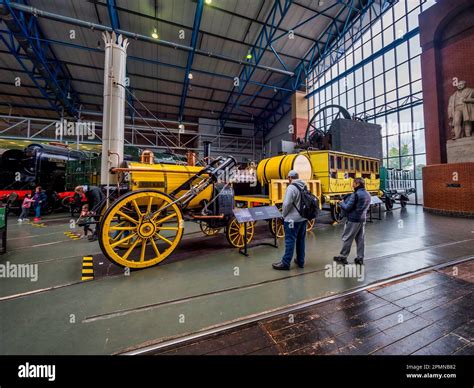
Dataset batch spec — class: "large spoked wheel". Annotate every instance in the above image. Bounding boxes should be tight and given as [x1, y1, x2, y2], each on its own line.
[269, 218, 285, 238]
[200, 221, 220, 236]
[306, 219, 315, 232]
[99, 190, 183, 269]
[225, 217, 255, 248]
[330, 203, 345, 223]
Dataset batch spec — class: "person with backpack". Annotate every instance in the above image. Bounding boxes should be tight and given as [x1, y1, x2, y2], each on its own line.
[272, 170, 319, 270]
[333, 177, 371, 265]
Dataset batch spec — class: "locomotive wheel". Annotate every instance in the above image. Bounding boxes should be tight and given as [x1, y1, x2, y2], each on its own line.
[225, 218, 254, 248]
[306, 219, 315, 232]
[99, 190, 183, 269]
[269, 218, 284, 238]
[330, 203, 345, 223]
[400, 196, 408, 208]
[199, 221, 220, 236]
[384, 197, 394, 211]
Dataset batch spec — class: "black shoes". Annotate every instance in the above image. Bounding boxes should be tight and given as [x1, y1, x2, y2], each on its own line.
[272, 262, 290, 270]
[293, 259, 304, 269]
[333, 256, 348, 265]
[333, 256, 364, 265]
[354, 257, 364, 265]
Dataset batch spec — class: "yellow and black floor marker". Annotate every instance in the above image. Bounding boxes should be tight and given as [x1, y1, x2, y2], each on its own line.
[64, 231, 81, 240]
[81, 256, 94, 281]
[28, 222, 47, 228]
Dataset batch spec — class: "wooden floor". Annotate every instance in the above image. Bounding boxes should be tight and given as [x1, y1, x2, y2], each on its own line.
[156, 260, 474, 355]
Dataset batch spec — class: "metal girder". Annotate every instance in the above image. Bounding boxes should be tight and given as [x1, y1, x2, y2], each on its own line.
[245, 1, 340, 109]
[95, 1, 308, 64]
[178, 0, 204, 122]
[257, 0, 393, 134]
[0, 0, 81, 117]
[218, 0, 293, 128]
[306, 26, 420, 100]
[7, 2, 293, 76]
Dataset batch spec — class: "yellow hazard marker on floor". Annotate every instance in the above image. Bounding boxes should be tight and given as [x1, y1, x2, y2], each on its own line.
[64, 231, 81, 240]
[81, 256, 94, 281]
[29, 222, 46, 228]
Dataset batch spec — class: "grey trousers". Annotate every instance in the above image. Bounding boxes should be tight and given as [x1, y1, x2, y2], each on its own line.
[340, 221, 366, 259]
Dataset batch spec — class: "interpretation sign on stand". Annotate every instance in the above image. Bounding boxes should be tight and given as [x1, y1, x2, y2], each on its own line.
[368, 196, 383, 222]
[233, 206, 282, 257]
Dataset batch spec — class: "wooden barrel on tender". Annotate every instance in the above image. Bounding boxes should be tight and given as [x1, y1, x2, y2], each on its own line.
[256, 154, 312, 184]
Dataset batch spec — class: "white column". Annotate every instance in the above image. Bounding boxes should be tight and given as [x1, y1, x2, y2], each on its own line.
[101, 31, 129, 185]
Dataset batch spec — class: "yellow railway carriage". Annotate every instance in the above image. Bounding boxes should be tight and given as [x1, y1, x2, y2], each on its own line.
[303, 150, 380, 221]
[233, 179, 322, 238]
[256, 150, 381, 222]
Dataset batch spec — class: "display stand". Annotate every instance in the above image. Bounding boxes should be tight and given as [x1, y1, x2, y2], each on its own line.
[233, 206, 281, 257]
[368, 196, 383, 222]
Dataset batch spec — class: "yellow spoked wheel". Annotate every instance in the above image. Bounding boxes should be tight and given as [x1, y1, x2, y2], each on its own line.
[225, 217, 255, 248]
[199, 221, 220, 236]
[306, 219, 315, 232]
[99, 190, 183, 269]
[269, 218, 285, 238]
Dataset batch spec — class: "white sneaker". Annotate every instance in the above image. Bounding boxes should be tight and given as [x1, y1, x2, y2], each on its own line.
[23, 218, 29, 221]
[17, 219, 23, 222]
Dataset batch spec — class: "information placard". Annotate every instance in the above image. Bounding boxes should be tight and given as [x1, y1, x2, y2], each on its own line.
[233, 206, 282, 223]
[233, 208, 253, 223]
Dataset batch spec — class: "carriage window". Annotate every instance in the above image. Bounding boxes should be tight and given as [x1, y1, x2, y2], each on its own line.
[344, 158, 348, 170]
[370, 161, 375, 172]
[336, 156, 342, 169]
[329, 155, 335, 169]
[355, 159, 360, 171]
[350, 158, 354, 170]
[375, 161, 379, 171]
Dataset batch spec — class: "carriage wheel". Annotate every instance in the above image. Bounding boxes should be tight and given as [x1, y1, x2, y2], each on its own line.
[384, 196, 394, 211]
[330, 203, 345, 222]
[306, 219, 315, 232]
[225, 218, 254, 248]
[400, 195, 408, 208]
[269, 218, 284, 238]
[99, 190, 183, 269]
[199, 221, 220, 236]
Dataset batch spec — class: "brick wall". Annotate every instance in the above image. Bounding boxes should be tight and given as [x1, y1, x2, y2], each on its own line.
[419, 0, 474, 165]
[422, 162, 474, 215]
[291, 91, 308, 142]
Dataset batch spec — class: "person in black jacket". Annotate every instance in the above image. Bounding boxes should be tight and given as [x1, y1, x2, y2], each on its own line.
[75, 185, 105, 241]
[333, 177, 371, 265]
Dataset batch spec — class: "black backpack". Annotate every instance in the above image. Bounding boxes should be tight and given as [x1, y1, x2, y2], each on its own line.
[291, 183, 320, 220]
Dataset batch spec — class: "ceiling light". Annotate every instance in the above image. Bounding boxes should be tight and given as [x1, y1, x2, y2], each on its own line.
[246, 51, 252, 60]
[188, 73, 193, 80]
[151, 28, 159, 39]
[205, 0, 212, 4]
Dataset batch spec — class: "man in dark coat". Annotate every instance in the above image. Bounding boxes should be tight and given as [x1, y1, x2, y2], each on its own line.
[333, 177, 371, 265]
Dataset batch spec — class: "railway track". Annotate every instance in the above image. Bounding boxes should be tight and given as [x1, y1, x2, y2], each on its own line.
[120, 254, 474, 355]
[2, 237, 473, 304]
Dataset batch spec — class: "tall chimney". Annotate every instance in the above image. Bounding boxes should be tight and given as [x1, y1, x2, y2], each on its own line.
[203, 141, 211, 161]
[101, 31, 129, 185]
